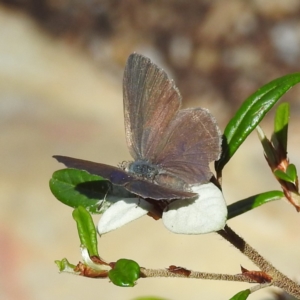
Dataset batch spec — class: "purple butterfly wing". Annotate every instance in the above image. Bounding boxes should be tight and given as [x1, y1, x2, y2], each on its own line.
[154, 108, 222, 185]
[53, 156, 197, 200]
[123, 53, 181, 161]
[53, 156, 133, 185]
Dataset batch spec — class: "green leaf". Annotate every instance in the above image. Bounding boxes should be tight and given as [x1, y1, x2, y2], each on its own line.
[108, 259, 140, 287]
[228, 191, 284, 219]
[72, 206, 99, 257]
[55, 258, 77, 273]
[229, 289, 251, 300]
[272, 102, 290, 153]
[216, 73, 300, 172]
[274, 169, 295, 183]
[286, 164, 297, 182]
[256, 126, 278, 167]
[49, 169, 111, 213]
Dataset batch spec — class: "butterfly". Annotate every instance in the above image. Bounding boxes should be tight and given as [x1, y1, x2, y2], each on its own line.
[54, 53, 221, 200]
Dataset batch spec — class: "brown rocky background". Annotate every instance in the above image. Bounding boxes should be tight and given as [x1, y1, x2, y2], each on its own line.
[1, 1, 300, 299]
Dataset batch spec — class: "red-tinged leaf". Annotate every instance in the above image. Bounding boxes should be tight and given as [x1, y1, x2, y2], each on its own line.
[167, 265, 191, 277]
[74, 261, 109, 278]
[240, 266, 272, 283]
[90, 256, 110, 266]
[283, 190, 300, 212]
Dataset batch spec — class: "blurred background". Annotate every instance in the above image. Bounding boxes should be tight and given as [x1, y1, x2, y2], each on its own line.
[1, 1, 300, 299]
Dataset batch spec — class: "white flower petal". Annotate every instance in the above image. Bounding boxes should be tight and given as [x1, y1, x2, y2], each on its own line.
[162, 183, 227, 234]
[97, 198, 152, 235]
[81, 247, 110, 271]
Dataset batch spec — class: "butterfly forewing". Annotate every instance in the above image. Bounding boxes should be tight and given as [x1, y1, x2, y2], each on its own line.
[53, 155, 197, 200]
[53, 156, 133, 185]
[123, 53, 181, 161]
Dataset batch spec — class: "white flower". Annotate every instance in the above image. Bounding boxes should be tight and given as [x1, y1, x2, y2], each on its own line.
[97, 183, 227, 235]
[97, 197, 153, 234]
[162, 183, 227, 234]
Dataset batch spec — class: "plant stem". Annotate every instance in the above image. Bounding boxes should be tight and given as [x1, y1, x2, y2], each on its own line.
[140, 268, 256, 283]
[218, 225, 300, 299]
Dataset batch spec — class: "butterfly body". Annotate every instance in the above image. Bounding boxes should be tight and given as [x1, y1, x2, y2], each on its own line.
[124, 160, 159, 180]
[125, 159, 188, 191]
